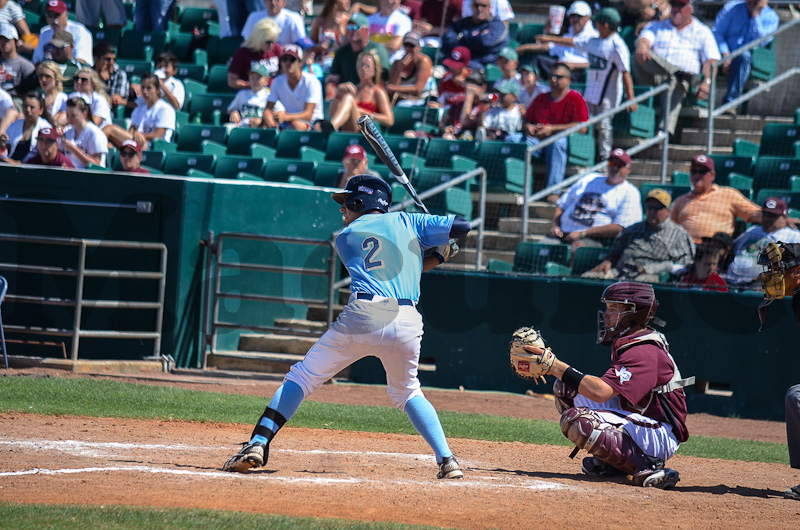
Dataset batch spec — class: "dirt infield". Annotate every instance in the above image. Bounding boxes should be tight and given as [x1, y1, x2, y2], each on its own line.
[1, 369, 799, 529]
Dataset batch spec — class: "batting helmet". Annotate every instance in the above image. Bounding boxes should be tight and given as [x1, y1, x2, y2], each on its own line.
[332, 175, 392, 214]
[597, 282, 658, 345]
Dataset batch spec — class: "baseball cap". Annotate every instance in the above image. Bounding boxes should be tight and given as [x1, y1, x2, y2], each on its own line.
[495, 79, 519, 96]
[50, 30, 74, 48]
[566, 1, 592, 17]
[701, 231, 733, 250]
[609, 148, 631, 166]
[497, 47, 518, 62]
[646, 188, 672, 208]
[593, 7, 622, 29]
[0, 23, 19, 40]
[45, 0, 68, 15]
[403, 31, 421, 47]
[518, 63, 539, 76]
[38, 127, 60, 141]
[250, 62, 271, 77]
[763, 197, 789, 215]
[121, 139, 143, 154]
[349, 12, 369, 29]
[281, 44, 303, 61]
[691, 154, 715, 173]
[343, 144, 367, 161]
[443, 46, 471, 70]
[295, 37, 316, 50]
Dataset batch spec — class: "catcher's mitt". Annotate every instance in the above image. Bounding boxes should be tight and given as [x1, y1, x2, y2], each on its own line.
[509, 327, 556, 384]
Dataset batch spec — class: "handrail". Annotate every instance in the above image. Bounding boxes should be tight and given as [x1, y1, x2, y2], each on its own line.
[706, 17, 800, 152]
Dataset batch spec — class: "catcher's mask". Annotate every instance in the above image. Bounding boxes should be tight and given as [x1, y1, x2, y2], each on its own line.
[331, 175, 392, 214]
[757, 242, 800, 330]
[597, 281, 658, 345]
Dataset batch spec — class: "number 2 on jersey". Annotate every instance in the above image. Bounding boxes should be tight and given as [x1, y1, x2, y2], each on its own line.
[362, 236, 385, 271]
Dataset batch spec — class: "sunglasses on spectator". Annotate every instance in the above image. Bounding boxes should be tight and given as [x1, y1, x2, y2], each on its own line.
[280, 56, 297, 63]
[119, 150, 138, 157]
[347, 24, 361, 32]
[551, 74, 569, 80]
[690, 167, 710, 175]
[45, 10, 60, 18]
[608, 159, 626, 167]
[37, 138, 57, 144]
[645, 204, 666, 211]
[74, 77, 91, 84]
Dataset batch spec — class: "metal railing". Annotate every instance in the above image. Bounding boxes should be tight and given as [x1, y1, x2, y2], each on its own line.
[521, 82, 674, 238]
[0, 233, 167, 360]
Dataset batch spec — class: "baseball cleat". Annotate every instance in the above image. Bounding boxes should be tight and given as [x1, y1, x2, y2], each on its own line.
[784, 484, 800, 500]
[581, 457, 626, 478]
[641, 468, 680, 489]
[222, 442, 266, 473]
[437, 455, 464, 479]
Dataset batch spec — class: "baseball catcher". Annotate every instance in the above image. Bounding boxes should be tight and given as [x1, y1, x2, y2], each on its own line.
[511, 282, 693, 489]
[756, 242, 800, 501]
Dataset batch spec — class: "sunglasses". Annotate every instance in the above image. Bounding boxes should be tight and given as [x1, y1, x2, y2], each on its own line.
[347, 24, 361, 31]
[74, 77, 91, 83]
[551, 74, 568, 80]
[645, 204, 666, 211]
[37, 138, 57, 144]
[119, 150, 138, 157]
[608, 158, 626, 167]
[690, 167, 710, 175]
[280, 56, 297, 63]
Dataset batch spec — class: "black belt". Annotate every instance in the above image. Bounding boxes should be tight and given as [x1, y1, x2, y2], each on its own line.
[356, 293, 414, 306]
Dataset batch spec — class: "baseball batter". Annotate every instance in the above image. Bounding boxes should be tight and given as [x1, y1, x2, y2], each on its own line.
[223, 175, 471, 479]
[756, 242, 800, 500]
[522, 282, 691, 489]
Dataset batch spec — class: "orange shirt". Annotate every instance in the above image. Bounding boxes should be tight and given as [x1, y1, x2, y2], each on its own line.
[670, 184, 760, 243]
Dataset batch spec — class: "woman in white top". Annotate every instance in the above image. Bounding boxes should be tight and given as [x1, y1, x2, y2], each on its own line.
[61, 96, 109, 169]
[67, 67, 135, 149]
[1, 92, 52, 164]
[36, 61, 68, 124]
[130, 73, 176, 149]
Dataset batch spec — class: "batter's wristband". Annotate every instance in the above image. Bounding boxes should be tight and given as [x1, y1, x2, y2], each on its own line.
[432, 251, 445, 264]
[562, 366, 585, 392]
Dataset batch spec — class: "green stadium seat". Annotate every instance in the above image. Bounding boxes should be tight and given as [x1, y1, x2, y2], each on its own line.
[427, 187, 473, 220]
[411, 167, 465, 193]
[727, 173, 754, 200]
[518, 23, 545, 45]
[88, 26, 122, 48]
[116, 59, 154, 82]
[420, 46, 441, 65]
[313, 161, 346, 188]
[194, 48, 208, 65]
[324, 132, 373, 161]
[571, 246, 612, 276]
[612, 106, 656, 138]
[140, 150, 166, 171]
[287, 175, 315, 186]
[201, 140, 228, 157]
[758, 124, 800, 158]
[790, 207, 800, 219]
[207, 64, 232, 92]
[672, 171, 690, 186]
[567, 132, 595, 167]
[188, 93, 235, 125]
[709, 154, 755, 182]
[207, 21, 221, 38]
[152, 138, 177, 154]
[790, 176, 800, 192]
[487, 259, 514, 273]
[118, 31, 168, 60]
[213, 37, 244, 66]
[183, 79, 208, 105]
[485, 64, 502, 83]
[180, 7, 218, 33]
[175, 63, 207, 83]
[513, 242, 570, 274]
[176, 109, 190, 128]
[251, 143, 276, 161]
[749, 45, 776, 82]
[752, 157, 800, 192]
[734, 138, 759, 158]
[186, 168, 214, 179]
[508, 21, 521, 41]
[227, 128, 278, 155]
[274, 130, 327, 159]
[388, 105, 442, 135]
[755, 189, 800, 209]
[214, 155, 266, 179]
[236, 172, 263, 181]
[263, 159, 316, 182]
[175, 124, 228, 152]
[168, 32, 194, 63]
[475, 140, 529, 192]
[384, 134, 428, 159]
[424, 138, 476, 168]
[164, 153, 217, 176]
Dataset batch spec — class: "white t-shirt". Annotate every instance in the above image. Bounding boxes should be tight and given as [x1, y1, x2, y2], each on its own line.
[557, 173, 643, 234]
[550, 21, 599, 65]
[63, 91, 113, 129]
[267, 71, 324, 122]
[156, 71, 186, 110]
[368, 10, 412, 63]
[34, 20, 94, 65]
[0, 87, 14, 118]
[63, 122, 109, 169]
[482, 105, 522, 135]
[48, 92, 69, 117]
[131, 98, 176, 146]
[725, 226, 800, 284]
[242, 8, 306, 45]
[228, 87, 271, 125]
[639, 17, 721, 74]
[462, 0, 515, 21]
[5, 117, 51, 159]
[517, 83, 549, 110]
[575, 32, 631, 106]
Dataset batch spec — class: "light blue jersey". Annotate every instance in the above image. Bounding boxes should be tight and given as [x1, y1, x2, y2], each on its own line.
[335, 212, 454, 302]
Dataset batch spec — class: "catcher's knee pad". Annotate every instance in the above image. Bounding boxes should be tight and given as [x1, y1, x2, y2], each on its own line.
[553, 379, 577, 414]
[560, 407, 661, 478]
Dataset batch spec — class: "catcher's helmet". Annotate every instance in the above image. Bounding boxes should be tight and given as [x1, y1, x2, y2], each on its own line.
[331, 175, 392, 214]
[597, 281, 658, 345]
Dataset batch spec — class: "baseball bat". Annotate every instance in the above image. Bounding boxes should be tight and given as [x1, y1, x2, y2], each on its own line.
[356, 115, 429, 214]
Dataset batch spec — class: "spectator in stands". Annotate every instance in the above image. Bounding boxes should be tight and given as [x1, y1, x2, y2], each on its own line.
[518, 1, 598, 82]
[0, 92, 51, 163]
[441, 0, 509, 69]
[516, 63, 548, 114]
[678, 231, 731, 291]
[509, 62, 589, 197]
[264, 44, 324, 130]
[439, 67, 488, 141]
[242, 0, 307, 45]
[298, 38, 323, 80]
[324, 49, 392, 132]
[670, 154, 761, 244]
[35, 0, 93, 65]
[725, 197, 800, 289]
[584, 187, 695, 282]
[492, 46, 521, 93]
[0, 86, 18, 135]
[571, 7, 637, 161]
[25, 126, 74, 168]
[228, 0, 264, 38]
[543, 148, 643, 254]
[64, 67, 112, 129]
[310, 0, 351, 62]
[93, 42, 129, 111]
[286, 0, 313, 16]
[0, 0, 34, 55]
[621, 0, 671, 37]
[61, 96, 108, 169]
[712, 0, 779, 115]
[228, 18, 283, 91]
[154, 52, 185, 111]
[46, 30, 83, 94]
[461, 0, 512, 25]
[386, 31, 434, 106]
[117, 139, 150, 174]
[134, 0, 174, 33]
[77, 0, 126, 28]
[0, 23, 34, 97]
[634, 0, 720, 135]
[228, 63, 271, 127]
[36, 61, 68, 120]
[476, 79, 522, 141]
[367, 0, 413, 63]
[338, 144, 380, 187]
[129, 73, 176, 149]
[436, 46, 471, 108]
[414, 0, 462, 46]
[326, 13, 390, 97]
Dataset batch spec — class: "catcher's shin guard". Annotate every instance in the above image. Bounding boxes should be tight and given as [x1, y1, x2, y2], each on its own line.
[560, 407, 670, 486]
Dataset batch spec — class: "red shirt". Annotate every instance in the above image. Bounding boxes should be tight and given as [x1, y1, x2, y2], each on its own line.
[26, 151, 75, 168]
[228, 44, 283, 84]
[126, 167, 150, 174]
[525, 89, 589, 125]
[419, 0, 462, 27]
[438, 70, 467, 105]
[679, 272, 728, 292]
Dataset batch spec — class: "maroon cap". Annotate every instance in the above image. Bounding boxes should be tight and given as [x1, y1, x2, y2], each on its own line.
[609, 148, 631, 166]
[121, 139, 143, 154]
[763, 197, 788, 215]
[443, 46, 471, 70]
[343, 144, 367, 161]
[281, 44, 303, 61]
[37, 126, 60, 141]
[670, 0, 692, 5]
[691, 154, 715, 173]
[45, 0, 67, 15]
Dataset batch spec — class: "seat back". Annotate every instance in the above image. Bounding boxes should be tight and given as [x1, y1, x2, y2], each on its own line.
[518, 23, 545, 44]
[274, 130, 327, 159]
[175, 63, 208, 83]
[207, 64, 232, 92]
[180, 6, 218, 33]
[164, 153, 217, 176]
[752, 157, 800, 192]
[214, 155, 265, 179]
[227, 127, 278, 155]
[89, 26, 122, 48]
[213, 36, 244, 65]
[119, 30, 169, 60]
[709, 154, 755, 182]
[325, 132, 372, 161]
[412, 167, 467, 192]
[176, 124, 228, 152]
[116, 59, 155, 82]
[759, 124, 800, 158]
[388, 105, 441, 135]
[188, 93, 235, 123]
[475, 140, 528, 190]
[314, 162, 346, 188]
[425, 138, 476, 168]
[513, 242, 570, 274]
[571, 246, 611, 276]
[384, 134, 428, 158]
[263, 159, 317, 182]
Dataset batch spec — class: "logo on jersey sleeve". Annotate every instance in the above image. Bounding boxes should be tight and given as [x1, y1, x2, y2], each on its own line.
[615, 366, 632, 383]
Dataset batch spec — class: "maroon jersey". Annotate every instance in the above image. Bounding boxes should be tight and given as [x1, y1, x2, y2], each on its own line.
[27, 151, 75, 168]
[525, 89, 589, 125]
[228, 44, 283, 85]
[601, 329, 690, 443]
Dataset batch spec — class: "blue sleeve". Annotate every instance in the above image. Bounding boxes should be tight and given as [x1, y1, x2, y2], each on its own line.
[407, 212, 454, 250]
[712, 2, 734, 55]
[441, 20, 462, 56]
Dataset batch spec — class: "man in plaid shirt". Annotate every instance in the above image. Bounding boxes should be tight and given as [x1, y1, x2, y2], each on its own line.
[92, 41, 129, 110]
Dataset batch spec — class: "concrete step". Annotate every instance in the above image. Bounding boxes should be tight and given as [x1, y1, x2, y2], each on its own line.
[630, 159, 696, 177]
[464, 230, 522, 251]
[450, 247, 515, 268]
[307, 304, 342, 322]
[206, 351, 350, 380]
[273, 318, 328, 333]
[497, 217, 551, 235]
[682, 113, 793, 131]
[239, 333, 318, 355]
[679, 128, 762, 146]
[637, 143, 732, 161]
